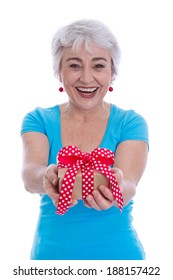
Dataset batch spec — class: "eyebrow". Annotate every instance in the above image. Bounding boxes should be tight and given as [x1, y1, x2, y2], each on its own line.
[92, 57, 108, 62]
[66, 57, 108, 62]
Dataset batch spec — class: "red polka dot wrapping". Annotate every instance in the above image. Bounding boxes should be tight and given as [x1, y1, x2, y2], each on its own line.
[56, 145, 123, 215]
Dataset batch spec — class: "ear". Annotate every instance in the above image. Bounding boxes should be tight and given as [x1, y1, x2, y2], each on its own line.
[59, 75, 62, 83]
[111, 74, 116, 82]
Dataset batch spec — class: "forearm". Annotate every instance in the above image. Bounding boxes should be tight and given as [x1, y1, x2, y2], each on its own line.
[21, 163, 47, 194]
[121, 179, 136, 206]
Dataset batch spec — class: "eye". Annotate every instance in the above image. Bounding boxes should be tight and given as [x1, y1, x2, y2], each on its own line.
[94, 64, 105, 69]
[69, 64, 81, 69]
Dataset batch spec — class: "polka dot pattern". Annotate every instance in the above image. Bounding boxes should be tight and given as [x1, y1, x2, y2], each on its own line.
[56, 146, 123, 215]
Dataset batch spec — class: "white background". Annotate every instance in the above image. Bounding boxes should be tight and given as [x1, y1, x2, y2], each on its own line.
[0, 0, 172, 273]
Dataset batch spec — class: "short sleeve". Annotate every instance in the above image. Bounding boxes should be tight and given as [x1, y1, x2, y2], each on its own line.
[20, 108, 46, 135]
[120, 110, 149, 146]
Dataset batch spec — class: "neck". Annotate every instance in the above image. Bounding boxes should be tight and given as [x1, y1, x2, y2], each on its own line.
[60, 101, 110, 123]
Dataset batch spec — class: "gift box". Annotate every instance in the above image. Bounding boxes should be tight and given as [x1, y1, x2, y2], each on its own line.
[56, 145, 123, 215]
[58, 168, 109, 200]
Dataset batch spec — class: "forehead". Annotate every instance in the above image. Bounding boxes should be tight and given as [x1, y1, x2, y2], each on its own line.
[62, 43, 112, 61]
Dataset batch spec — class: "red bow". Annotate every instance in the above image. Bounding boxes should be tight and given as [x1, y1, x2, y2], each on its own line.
[56, 146, 123, 215]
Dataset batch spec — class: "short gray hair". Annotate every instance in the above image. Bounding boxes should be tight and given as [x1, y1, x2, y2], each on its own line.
[51, 19, 121, 80]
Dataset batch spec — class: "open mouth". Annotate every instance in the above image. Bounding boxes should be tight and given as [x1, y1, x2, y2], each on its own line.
[76, 87, 98, 98]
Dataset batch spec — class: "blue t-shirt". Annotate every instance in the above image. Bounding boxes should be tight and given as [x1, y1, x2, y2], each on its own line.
[21, 104, 149, 260]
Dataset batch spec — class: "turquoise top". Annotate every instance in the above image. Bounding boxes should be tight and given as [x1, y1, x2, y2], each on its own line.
[21, 104, 149, 260]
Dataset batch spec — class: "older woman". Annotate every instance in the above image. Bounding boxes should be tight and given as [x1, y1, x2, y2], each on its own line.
[21, 19, 149, 260]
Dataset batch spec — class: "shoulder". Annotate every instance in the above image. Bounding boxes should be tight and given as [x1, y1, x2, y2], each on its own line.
[31, 105, 59, 117]
[20, 105, 60, 135]
[111, 103, 142, 118]
[110, 104, 149, 144]
[111, 104, 148, 126]
[23, 105, 60, 122]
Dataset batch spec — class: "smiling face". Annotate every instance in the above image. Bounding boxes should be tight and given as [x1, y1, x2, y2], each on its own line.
[59, 43, 113, 111]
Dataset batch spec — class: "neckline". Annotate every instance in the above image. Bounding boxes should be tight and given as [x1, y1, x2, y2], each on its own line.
[57, 103, 113, 150]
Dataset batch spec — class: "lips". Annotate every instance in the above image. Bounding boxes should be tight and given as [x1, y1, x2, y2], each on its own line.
[76, 87, 98, 98]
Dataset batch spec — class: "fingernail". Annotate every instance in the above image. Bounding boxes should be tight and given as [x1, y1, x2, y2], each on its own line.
[99, 185, 105, 191]
[87, 195, 92, 202]
[53, 178, 57, 185]
[72, 200, 77, 206]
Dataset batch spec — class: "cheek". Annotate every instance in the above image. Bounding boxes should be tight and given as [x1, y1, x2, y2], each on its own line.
[99, 73, 112, 86]
[98, 67, 112, 82]
[61, 71, 79, 86]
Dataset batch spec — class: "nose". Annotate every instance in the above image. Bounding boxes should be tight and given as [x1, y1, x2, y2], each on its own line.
[80, 67, 94, 84]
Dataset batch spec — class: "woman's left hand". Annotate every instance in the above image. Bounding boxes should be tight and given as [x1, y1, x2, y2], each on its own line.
[84, 168, 124, 210]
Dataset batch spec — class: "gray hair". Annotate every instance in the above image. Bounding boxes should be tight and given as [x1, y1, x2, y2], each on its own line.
[51, 19, 121, 80]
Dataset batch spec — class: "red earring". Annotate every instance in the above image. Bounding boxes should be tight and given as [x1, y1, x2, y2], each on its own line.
[59, 87, 64, 92]
[109, 86, 113, 92]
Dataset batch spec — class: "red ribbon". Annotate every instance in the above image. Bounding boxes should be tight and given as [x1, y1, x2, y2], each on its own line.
[56, 145, 123, 215]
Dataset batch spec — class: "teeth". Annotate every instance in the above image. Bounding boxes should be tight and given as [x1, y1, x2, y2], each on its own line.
[77, 87, 97, 93]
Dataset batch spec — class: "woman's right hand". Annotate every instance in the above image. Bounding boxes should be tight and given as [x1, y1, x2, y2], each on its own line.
[43, 164, 78, 208]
